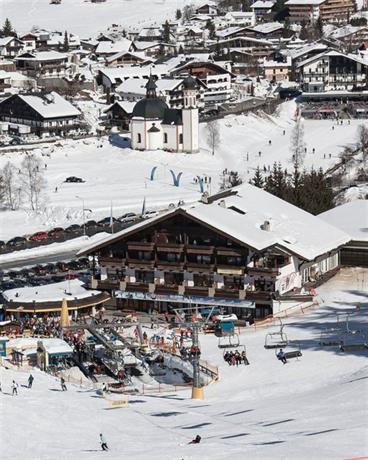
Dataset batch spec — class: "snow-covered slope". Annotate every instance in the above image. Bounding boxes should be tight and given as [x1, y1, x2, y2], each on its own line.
[0, 0, 199, 36]
[1, 268, 368, 459]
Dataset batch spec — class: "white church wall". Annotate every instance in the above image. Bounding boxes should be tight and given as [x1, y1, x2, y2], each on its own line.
[163, 124, 182, 151]
[148, 127, 162, 150]
[182, 108, 199, 153]
[131, 118, 146, 150]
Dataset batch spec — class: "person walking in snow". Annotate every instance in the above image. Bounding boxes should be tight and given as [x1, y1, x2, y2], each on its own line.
[28, 374, 34, 389]
[12, 380, 18, 396]
[60, 377, 67, 391]
[189, 435, 201, 444]
[100, 433, 108, 451]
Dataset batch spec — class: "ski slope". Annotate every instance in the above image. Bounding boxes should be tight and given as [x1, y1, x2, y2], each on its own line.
[1, 268, 368, 459]
[0, 101, 363, 241]
[0, 0, 198, 36]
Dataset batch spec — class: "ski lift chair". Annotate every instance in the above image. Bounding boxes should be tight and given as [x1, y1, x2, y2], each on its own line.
[218, 333, 240, 349]
[264, 320, 288, 349]
[340, 330, 368, 352]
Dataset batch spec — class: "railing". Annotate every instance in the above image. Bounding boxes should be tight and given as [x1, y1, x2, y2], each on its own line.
[141, 383, 192, 394]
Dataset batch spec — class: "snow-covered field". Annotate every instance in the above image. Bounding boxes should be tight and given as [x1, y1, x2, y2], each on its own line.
[0, 102, 363, 241]
[1, 267, 368, 459]
[0, 0, 198, 36]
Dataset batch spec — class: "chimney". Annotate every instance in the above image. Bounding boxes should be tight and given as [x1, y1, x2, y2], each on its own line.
[219, 199, 226, 208]
[261, 220, 271, 231]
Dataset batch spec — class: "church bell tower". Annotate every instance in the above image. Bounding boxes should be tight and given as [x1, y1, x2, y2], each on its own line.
[182, 75, 199, 153]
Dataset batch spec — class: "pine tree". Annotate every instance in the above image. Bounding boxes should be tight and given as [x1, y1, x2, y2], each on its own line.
[315, 17, 323, 39]
[63, 31, 69, 52]
[176, 9, 182, 20]
[299, 21, 309, 40]
[162, 20, 171, 43]
[250, 166, 264, 188]
[205, 20, 216, 40]
[2, 18, 15, 37]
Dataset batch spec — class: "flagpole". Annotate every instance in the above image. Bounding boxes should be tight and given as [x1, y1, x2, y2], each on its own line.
[110, 200, 114, 234]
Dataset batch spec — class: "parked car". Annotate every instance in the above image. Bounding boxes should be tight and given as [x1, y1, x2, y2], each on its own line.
[98, 217, 117, 227]
[29, 231, 49, 242]
[65, 224, 81, 233]
[143, 210, 159, 219]
[118, 212, 137, 223]
[85, 220, 98, 228]
[44, 264, 58, 274]
[6, 236, 27, 247]
[65, 176, 85, 183]
[56, 261, 69, 272]
[48, 227, 64, 239]
[10, 136, 24, 145]
[0, 240, 5, 250]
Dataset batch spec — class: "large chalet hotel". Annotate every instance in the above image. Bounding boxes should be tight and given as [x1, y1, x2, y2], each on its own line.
[80, 185, 350, 319]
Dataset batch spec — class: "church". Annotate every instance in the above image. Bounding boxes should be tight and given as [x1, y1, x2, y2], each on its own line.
[130, 75, 199, 153]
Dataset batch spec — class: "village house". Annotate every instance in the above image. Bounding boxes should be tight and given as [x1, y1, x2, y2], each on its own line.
[14, 51, 69, 79]
[297, 50, 368, 92]
[0, 37, 25, 58]
[0, 70, 36, 95]
[286, 0, 355, 24]
[196, 2, 219, 16]
[97, 65, 169, 91]
[103, 100, 135, 130]
[264, 56, 292, 82]
[105, 50, 152, 67]
[251, 0, 277, 22]
[79, 184, 349, 320]
[0, 91, 82, 137]
[328, 25, 368, 50]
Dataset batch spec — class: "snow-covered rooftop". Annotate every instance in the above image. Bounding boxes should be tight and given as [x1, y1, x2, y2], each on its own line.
[3, 279, 100, 303]
[285, 0, 325, 4]
[116, 77, 183, 95]
[15, 51, 68, 61]
[251, 0, 275, 8]
[79, 184, 350, 261]
[8, 337, 73, 355]
[95, 39, 131, 55]
[17, 92, 80, 119]
[319, 200, 368, 242]
[250, 22, 284, 34]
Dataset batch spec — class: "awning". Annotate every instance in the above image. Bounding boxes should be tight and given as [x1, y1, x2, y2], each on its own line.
[114, 290, 255, 309]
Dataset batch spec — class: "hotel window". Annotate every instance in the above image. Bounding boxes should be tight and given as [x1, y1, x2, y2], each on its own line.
[164, 133, 168, 143]
[179, 133, 183, 144]
[137, 133, 141, 143]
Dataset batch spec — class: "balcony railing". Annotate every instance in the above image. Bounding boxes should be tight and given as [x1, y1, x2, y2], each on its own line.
[126, 282, 149, 293]
[185, 286, 209, 296]
[247, 266, 280, 276]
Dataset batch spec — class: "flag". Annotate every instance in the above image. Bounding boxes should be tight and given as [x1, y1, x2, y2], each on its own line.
[141, 196, 146, 217]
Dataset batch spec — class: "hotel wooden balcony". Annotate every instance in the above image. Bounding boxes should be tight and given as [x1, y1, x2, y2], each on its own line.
[126, 258, 155, 269]
[99, 257, 124, 266]
[127, 241, 155, 251]
[156, 260, 184, 270]
[185, 286, 209, 297]
[186, 244, 215, 254]
[126, 282, 149, 293]
[247, 266, 280, 276]
[216, 247, 245, 257]
[245, 290, 273, 301]
[186, 262, 215, 272]
[155, 285, 179, 295]
[156, 243, 184, 253]
[216, 264, 244, 275]
[96, 279, 120, 290]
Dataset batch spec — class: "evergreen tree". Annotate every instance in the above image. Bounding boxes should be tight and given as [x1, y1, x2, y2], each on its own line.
[299, 21, 309, 40]
[206, 19, 216, 40]
[315, 17, 323, 39]
[162, 20, 171, 43]
[63, 31, 69, 52]
[176, 9, 182, 20]
[2, 18, 16, 37]
[250, 166, 264, 188]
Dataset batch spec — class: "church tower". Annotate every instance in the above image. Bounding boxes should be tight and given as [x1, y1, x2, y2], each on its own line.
[182, 75, 199, 153]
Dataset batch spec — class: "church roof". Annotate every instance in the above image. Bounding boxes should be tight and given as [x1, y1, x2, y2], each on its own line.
[148, 123, 161, 132]
[132, 97, 169, 119]
[183, 75, 199, 90]
[162, 108, 182, 125]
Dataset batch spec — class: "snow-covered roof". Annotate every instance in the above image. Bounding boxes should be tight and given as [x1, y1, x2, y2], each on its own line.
[15, 51, 68, 61]
[106, 50, 149, 64]
[100, 65, 170, 84]
[328, 25, 367, 40]
[3, 279, 99, 303]
[79, 184, 350, 261]
[104, 100, 136, 114]
[8, 337, 73, 355]
[288, 42, 328, 60]
[95, 39, 131, 55]
[0, 36, 22, 46]
[250, 22, 284, 34]
[17, 92, 80, 119]
[251, 1, 275, 9]
[286, 0, 325, 4]
[319, 200, 368, 242]
[297, 49, 367, 68]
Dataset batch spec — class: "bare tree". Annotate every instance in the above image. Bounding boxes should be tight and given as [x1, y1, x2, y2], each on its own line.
[357, 124, 368, 165]
[290, 118, 306, 167]
[1, 161, 21, 210]
[207, 120, 221, 156]
[19, 154, 46, 211]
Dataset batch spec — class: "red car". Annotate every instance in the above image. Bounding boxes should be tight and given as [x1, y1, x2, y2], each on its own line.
[29, 231, 49, 242]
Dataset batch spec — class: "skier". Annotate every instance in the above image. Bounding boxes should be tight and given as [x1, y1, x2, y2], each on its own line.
[60, 377, 67, 391]
[100, 433, 108, 451]
[101, 383, 108, 396]
[189, 435, 201, 444]
[12, 380, 18, 396]
[277, 348, 287, 364]
[28, 374, 34, 389]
